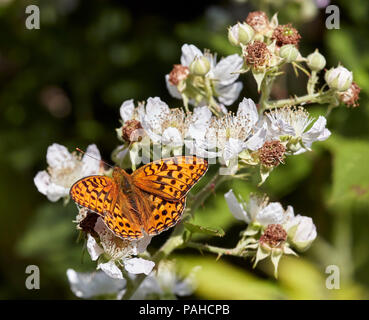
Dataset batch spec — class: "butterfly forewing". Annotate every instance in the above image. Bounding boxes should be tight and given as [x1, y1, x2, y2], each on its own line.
[70, 175, 115, 214]
[131, 156, 208, 201]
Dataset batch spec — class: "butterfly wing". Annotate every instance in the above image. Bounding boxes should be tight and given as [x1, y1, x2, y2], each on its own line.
[131, 156, 208, 201]
[138, 191, 186, 236]
[70, 175, 143, 240]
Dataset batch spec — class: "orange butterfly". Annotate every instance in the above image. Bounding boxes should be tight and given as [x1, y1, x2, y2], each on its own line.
[70, 156, 208, 240]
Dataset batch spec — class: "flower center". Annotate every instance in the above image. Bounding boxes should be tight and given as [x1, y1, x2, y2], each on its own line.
[260, 224, 287, 248]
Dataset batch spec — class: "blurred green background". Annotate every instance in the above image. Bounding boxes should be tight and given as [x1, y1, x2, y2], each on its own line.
[0, 0, 368, 299]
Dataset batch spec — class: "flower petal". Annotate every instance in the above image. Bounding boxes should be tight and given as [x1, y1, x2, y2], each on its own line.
[162, 127, 184, 147]
[216, 82, 243, 106]
[34, 171, 51, 196]
[223, 138, 244, 161]
[237, 98, 259, 126]
[86, 234, 104, 261]
[211, 54, 243, 86]
[256, 202, 285, 226]
[165, 74, 182, 99]
[303, 116, 331, 147]
[244, 123, 267, 151]
[180, 44, 203, 66]
[82, 144, 101, 176]
[66, 269, 126, 299]
[124, 258, 155, 275]
[46, 143, 74, 170]
[99, 261, 124, 279]
[119, 99, 135, 122]
[224, 189, 249, 222]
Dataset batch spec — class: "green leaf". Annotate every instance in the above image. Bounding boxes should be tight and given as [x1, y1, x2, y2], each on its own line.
[184, 222, 225, 237]
[325, 135, 369, 211]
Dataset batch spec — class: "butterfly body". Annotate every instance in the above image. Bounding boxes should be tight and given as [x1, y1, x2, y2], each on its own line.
[70, 156, 208, 240]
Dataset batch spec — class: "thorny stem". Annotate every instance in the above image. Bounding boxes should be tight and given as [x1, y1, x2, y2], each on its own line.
[264, 89, 335, 110]
[185, 241, 252, 258]
[121, 168, 228, 299]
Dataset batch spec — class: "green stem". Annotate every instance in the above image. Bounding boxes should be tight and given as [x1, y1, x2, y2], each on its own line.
[264, 89, 334, 110]
[186, 241, 251, 258]
[259, 75, 276, 112]
[307, 70, 318, 95]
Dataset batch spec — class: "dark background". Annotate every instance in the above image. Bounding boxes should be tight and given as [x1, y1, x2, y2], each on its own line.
[0, 0, 368, 299]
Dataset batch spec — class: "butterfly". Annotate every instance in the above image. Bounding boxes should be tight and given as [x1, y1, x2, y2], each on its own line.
[70, 155, 208, 240]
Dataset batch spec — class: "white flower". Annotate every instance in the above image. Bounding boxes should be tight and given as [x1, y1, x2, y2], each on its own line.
[166, 44, 244, 107]
[224, 190, 286, 226]
[325, 65, 353, 91]
[34, 143, 101, 202]
[86, 218, 154, 279]
[190, 98, 266, 161]
[265, 106, 331, 154]
[283, 211, 317, 251]
[66, 269, 126, 299]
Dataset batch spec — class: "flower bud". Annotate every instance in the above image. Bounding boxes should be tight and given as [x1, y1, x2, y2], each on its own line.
[228, 22, 254, 46]
[189, 56, 211, 76]
[325, 66, 353, 91]
[306, 49, 326, 71]
[279, 44, 299, 63]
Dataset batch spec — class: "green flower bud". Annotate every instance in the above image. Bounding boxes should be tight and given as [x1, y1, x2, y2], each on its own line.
[189, 56, 211, 76]
[228, 23, 254, 46]
[325, 65, 353, 91]
[279, 44, 299, 63]
[306, 49, 326, 71]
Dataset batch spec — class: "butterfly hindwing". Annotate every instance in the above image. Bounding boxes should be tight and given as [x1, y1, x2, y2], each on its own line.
[131, 156, 208, 201]
[142, 192, 186, 236]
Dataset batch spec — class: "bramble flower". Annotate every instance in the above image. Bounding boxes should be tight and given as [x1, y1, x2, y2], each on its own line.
[265, 106, 331, 155]
[34, 143, 102, 202]
[254, 223, 296, 278]
[224, 190, 316, 277]
[190, 98, 266, 163]
[165, 44, 243, 110]
[325, 65, 353, 92]
[338, 81, 361, 107]
[224, 191, 287, 229]
[82, 216, 154, 279]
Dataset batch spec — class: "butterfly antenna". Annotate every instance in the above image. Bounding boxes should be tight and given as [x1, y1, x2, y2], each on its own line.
[76, 147, 114, 169]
